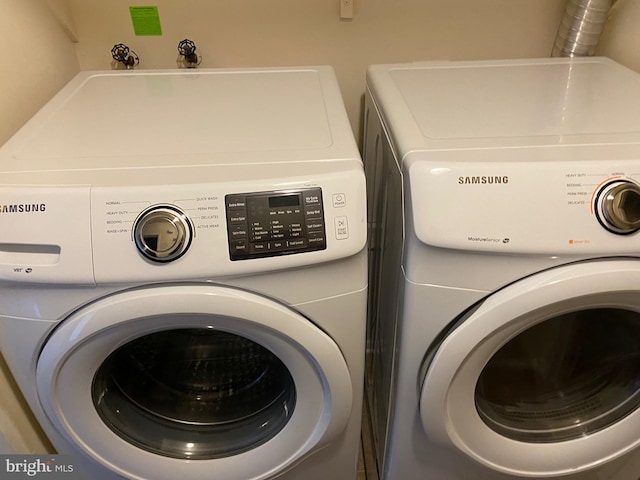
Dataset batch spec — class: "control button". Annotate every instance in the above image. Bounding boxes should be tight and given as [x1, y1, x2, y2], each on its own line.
[335, 216, 349, 240]
[230, 239, 249, 257]
[308, 234, 326, 246]
[229, 225, 248, 238]
[332, 193, 347, 208]
[271, 240, 287, 250]
[228, 211, 247, 224]
[250, 242, 269, 254]
[303, 193, 321, 205]
[287, 239, 308, 249]
[134, 205, 193, 263]
[595, 180, 640, 234]
[226, 196, 246, 209]
[306, 220, 324, 231]
[305, 206, 323, 218]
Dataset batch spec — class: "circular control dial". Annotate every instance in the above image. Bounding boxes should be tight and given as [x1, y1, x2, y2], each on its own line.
[595, 181, 640, 234]
[134, 205, 193, 262]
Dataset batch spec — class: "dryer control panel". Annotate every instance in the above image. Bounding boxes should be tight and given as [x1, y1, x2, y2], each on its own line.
[225, 188, 326, 260]
[408, 157, 640, 255]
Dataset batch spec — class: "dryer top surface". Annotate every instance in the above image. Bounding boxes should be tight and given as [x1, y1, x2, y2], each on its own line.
[367, 57, 640, 160]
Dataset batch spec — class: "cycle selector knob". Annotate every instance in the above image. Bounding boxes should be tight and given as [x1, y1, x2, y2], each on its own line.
[595, 181, 640, 234]
[134, 205, 193, 262]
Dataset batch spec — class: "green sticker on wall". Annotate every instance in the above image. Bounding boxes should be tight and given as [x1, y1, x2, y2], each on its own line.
[130, 6, 162, 36]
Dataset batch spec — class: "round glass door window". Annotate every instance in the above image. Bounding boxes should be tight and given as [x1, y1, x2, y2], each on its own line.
[475, 308, 640, 443]
[92, 327, 296, 459]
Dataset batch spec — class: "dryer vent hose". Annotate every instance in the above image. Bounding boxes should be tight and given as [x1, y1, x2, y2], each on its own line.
[551, 0, 613, 57]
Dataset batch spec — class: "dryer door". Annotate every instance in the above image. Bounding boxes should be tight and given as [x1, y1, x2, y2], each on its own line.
[419, 259, 640, 477]
[37, 284, 353, 480]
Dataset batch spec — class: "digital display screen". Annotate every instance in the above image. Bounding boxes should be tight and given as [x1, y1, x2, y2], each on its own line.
[268, 194, 300, 208]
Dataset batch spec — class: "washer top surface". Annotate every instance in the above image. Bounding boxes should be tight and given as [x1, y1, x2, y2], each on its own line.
[0, 66, 358, 185]
[367, 57, 640, 157]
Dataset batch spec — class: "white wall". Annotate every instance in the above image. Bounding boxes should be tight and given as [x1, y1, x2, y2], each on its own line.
[599, 0, 640, 73]
[0, 0, 80, 145]
[68, 0, 566, 140]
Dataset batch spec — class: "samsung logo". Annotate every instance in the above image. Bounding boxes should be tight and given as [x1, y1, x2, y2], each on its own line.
[458, 176, 509, 185]
[0, 203, 46, 213]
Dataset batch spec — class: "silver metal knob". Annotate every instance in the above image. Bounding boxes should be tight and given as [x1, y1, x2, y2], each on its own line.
[134, 205, 193, 262]
[596, 181, 640, 234]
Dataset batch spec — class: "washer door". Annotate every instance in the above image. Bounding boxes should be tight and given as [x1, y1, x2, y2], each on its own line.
[419, 260, 640, 477]
[37, 284, 353, 480]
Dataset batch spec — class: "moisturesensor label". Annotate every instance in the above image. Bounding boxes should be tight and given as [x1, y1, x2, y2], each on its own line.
[0, 455, 88, 479]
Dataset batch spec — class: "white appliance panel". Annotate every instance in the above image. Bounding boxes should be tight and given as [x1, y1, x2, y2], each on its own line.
[390, 60, 640, 141]
[0, 186, 93, 283]
[13, 70, 332, 162]
[410, 160, 640, 254]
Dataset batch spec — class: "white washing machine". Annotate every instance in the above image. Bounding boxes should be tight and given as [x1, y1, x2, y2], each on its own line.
[363, 57, 640, 479]
[0, 66, 367, 480]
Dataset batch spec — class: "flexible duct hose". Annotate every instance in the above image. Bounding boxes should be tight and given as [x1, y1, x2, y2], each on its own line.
[552, 0, 613, 57]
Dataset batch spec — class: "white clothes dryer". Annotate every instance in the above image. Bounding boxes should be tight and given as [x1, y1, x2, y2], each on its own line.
[0, 67, 367, 480]
[363, 57, 640, 480]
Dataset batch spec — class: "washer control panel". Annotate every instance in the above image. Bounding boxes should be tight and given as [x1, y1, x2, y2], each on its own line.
[225, 188, 326, 260]
[0, 168, 367, 283]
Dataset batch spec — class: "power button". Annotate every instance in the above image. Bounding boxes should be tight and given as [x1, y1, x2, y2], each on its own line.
[332, 193, 347, 208]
